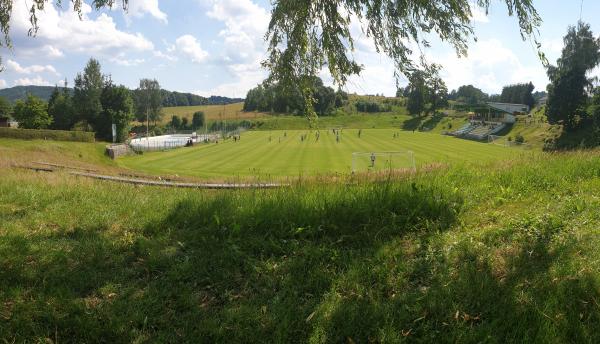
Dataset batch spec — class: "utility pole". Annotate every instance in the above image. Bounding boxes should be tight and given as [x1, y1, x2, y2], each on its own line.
[146, 107, 150, 148]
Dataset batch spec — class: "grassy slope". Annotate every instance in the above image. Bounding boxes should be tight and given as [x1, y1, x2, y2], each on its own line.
[250, 113, 414, 130]
[162, 103, 414, 130]
[0, 138, 116, 171]
[118, 129, 525, 178]
[2, 151, 600, 342]
[163, 103, 271, 123]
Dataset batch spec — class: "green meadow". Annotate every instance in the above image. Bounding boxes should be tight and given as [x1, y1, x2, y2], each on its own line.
[118, 129, 525, 178]
[2, 150, 600, 342]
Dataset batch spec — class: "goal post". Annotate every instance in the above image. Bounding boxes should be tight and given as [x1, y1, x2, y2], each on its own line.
[488, 135, 508, 146]
[352, 151, 416, 173]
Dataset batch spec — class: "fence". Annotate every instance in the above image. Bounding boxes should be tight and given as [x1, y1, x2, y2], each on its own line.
[129, 125, 250, 153]
[129, 133, 221, 152]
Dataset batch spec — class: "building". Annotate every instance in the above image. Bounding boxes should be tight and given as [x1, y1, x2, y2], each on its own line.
[473, 102, 530, 124]
[0, 116, 18, 128]
[452, 102, 530, 140]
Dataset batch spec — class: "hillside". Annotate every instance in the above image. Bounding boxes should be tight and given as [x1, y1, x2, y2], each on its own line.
[0, 85, 242, 107]
[163, 103, 267, 122]
[0, 85, 57, 103]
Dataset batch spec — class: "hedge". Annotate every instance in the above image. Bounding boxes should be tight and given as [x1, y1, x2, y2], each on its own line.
[0, 127, 95, 142]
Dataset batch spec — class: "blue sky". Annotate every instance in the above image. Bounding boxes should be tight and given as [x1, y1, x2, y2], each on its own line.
[0, 0, 598, 97]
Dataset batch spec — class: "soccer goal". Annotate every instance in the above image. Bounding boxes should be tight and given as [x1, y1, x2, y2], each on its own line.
[488, 135, 509, 146]
[351, 151, 416, 173]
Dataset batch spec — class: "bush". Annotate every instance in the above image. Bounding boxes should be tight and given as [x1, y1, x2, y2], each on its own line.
[355, 100, 392, 113]
[0, 127, 95, 142]
[152, 127, 164, 136]
[192, 111, 205, 130]
[515, 134, 525, 144]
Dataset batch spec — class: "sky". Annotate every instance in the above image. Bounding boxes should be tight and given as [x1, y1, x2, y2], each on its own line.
[0, 0, 599, 98]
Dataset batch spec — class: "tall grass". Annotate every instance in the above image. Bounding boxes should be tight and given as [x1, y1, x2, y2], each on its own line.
[2, 151, 600, 342]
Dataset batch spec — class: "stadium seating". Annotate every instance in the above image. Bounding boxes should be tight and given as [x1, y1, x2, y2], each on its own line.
[450, 122, 507, 140]
[451, 123, 477, 136]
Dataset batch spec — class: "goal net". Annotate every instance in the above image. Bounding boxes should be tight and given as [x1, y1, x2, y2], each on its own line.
[352, 151, 415, 173]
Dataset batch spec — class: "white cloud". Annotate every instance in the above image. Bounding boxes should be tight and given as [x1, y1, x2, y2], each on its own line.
[10, 1, 154, 57]
[125, 0, 168, 24]
[14, 76, 52, 86]
[175, 35, 209, 63]
[205, 0, 269, 64]
[6, 59, 59, 75]
[153, 50, 178, 62]
[42, 45, 65, 58]
[470, 6, 490, 23]
[110, 57, 145, 66]
[192, 0, 270, 96]
[195, 58, 267, 97]
[430, 39, 548, 94]
[541, 37, 564, 63]
[0, 79, 6, 88]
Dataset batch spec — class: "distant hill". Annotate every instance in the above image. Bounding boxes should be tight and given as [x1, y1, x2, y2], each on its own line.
[0, 86, 59, 103]
[0, 85, 243, 107]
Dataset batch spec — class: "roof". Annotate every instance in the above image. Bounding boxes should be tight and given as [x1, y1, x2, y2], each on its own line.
[486, 102, 530, 114]
[486, 102, 529, 107]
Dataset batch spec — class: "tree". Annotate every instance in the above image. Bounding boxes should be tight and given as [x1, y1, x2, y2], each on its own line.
[427, 65, 448, 114]
[170, 115, 182, 130]
[0, 96, 12, 118]
[100, 83, 134, 142]
[355, 100, 391, 113]
[265, 0, 542, 118]
[135, 78, 163, 137]
[48, 82, 75, 130]
[334, 89, 348, 108]
[243, 77, 340, 116]
[73, 58, 105, 130]
[181, 117, 189, 129]
[406, 72, 427, 116]
[192, 111, 205, 130]
[451, 85, 488, 106]
[546, 22, 600, 130]
[590, 87, 600, 127]
[396, 87, 405, 98]
[12, 94, 52, 129]
[500, 82, 535, 109]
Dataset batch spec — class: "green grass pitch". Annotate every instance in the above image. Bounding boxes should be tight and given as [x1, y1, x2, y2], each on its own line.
[118, 129, 527, 178]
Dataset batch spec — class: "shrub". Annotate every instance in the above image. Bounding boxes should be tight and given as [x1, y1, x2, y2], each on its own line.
[0, 127, 95, 142]
[355, 100, 392, 113]
[515, 134, 525, 144]
[153, 127, 164, 136]
[192, 111, 205, 130]
[12, 94, 52, 129]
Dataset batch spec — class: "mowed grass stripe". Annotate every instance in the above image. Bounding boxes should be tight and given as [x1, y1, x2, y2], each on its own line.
[242, 133, 299, 177]
[118, 130, 527, 178]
